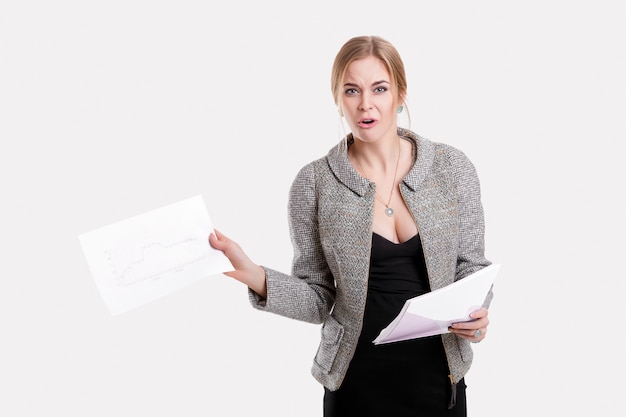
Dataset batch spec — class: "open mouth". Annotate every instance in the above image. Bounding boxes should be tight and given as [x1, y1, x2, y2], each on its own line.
[358, 118, 377, 127]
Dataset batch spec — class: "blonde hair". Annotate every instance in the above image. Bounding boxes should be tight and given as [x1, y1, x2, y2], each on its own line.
[331, 35, 408, 115]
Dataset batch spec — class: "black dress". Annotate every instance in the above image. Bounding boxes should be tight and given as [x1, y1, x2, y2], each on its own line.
[323, 233, 466, 417]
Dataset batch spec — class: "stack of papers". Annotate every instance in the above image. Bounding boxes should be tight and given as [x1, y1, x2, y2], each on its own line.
[373, 264, 500, 344]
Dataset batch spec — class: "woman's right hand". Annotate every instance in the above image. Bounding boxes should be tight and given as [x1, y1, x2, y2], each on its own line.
[208, 229, 267, 298]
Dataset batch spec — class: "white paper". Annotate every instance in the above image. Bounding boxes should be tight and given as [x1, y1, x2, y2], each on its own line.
[78, 195, 233, 315]
[373, 264, 501, 345]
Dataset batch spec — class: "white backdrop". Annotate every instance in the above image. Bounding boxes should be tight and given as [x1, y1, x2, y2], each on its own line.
[1, 1, 624, 416]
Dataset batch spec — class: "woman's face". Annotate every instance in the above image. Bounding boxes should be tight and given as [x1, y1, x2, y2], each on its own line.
[341, 56, 399, 143]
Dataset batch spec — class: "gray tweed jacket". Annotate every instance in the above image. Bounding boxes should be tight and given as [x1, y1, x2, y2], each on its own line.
[250, 128, 492, 391]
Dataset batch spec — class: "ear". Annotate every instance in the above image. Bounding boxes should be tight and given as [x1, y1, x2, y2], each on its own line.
[397, 91, 406, 107]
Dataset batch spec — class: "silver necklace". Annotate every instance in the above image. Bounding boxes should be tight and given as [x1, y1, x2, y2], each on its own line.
[354, 138, 401, 217]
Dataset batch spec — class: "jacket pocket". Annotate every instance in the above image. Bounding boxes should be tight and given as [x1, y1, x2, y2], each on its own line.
[314, 315, 345, 374]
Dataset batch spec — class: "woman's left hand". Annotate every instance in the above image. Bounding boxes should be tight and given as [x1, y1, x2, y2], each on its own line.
[448, 307, 489, 343]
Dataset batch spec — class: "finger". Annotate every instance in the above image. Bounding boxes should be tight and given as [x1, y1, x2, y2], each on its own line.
[209, 229, 224, 243]
[472, 327, 487, 342]
[472, 328, 485, 338]
[222, 270, 238, 279]
[469, 308, 488, 319]
[209, 229, 233, 250]
[450, 327, 487, 342]
[213, 228, 227, 240]
[450, 317, 489, 331]
[208, 232, 222, 249]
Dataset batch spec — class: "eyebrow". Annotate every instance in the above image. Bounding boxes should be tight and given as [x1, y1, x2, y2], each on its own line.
[343, 80, 390, 88]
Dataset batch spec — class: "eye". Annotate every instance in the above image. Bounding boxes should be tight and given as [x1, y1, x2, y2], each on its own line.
[374, 86, 388, 93]
[344, 88, 359, 96]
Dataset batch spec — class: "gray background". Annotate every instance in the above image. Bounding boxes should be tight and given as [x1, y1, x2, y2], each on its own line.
[1, 1, 624, 415]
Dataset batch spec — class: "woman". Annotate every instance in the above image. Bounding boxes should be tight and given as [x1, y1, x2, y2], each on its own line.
[209, 35, 492, 416]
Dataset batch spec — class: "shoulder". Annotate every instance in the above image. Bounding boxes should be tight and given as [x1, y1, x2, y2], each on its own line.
[288, 152, 333, 206]
[426, 137, 473, 164]
[291, 154, 329, 186]
[402, 129, 479, 188]
[426, 139, 483, 196]
[291, 139, 349, 190]
[423, 137, 479, 179]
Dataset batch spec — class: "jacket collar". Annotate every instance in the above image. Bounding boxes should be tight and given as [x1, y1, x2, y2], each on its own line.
[326, 128, 435, 196]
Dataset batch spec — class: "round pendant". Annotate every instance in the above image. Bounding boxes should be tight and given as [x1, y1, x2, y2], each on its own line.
[385, 207, 394, 217]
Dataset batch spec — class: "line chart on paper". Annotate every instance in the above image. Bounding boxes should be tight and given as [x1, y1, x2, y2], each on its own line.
[105, 236, 211, 287]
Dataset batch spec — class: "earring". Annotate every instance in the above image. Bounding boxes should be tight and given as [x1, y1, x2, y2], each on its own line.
[396, 105, 403, 114]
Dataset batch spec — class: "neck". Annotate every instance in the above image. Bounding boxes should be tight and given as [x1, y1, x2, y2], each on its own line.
[349, 135, 401, 173]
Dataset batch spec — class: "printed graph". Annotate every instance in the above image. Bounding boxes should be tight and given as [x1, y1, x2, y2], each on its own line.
[105, 236, 209, 287]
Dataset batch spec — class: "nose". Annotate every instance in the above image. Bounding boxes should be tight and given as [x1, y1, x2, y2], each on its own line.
[358, 92, 373, 111]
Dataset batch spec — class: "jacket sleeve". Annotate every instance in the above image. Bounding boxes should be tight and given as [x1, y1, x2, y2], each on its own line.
[248, 161, 336, 323]
[448, 146, 494, 307]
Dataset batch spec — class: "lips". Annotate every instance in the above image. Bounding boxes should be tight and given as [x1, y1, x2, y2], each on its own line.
[358, 118, 378, 128]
